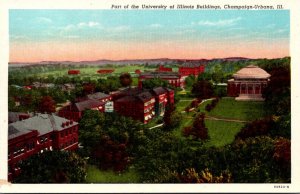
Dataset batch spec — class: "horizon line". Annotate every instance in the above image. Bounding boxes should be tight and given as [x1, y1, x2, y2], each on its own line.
[8, 56, 290, 64]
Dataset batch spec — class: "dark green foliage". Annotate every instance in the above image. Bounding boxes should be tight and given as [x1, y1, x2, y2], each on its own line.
[79, 110, 105, 153]
[191, 80, 214, 99]
[142, 78, 171, 89]
[235, 117, 275, 140]
[263, 66, 290, 116]
[183, 113, 208, 140]
[119, 73, 133, 87]
[14, 151, 87, 183]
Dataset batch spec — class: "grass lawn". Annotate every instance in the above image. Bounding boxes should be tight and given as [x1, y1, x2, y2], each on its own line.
[199, 97, 266, 121]
[204, 120, 245, 147]
[86, 165, 140, 183]
[24, 65, 153, 79]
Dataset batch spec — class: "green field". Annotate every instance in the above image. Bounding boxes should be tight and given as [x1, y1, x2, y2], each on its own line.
[86, 165, 140, 183]
[204, 120, 244, 147]
[22, 65, 155, 79]
[199, 97, 266, 121]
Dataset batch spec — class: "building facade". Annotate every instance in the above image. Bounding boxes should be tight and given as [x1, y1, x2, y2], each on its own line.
[112, 87, 174, 123]
[68, 70, 80, 75]
[138, 72, 185, 88]
[156, 65, 173, 72]
[178, 63, 205, 77]
[8, 114, 79, 181]
[227, 65, 271, 101]
[58, 99, 106, 121]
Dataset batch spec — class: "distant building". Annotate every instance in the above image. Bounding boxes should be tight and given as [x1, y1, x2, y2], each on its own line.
[227, 65, 271, 101]
[156, 65, 173, 72]
[8, 114, 78, 181]
[87, 92, 112, 102]
[68, 70, 80, 75]
[97, 69, 115, 74]
[58, 99, 106, 121]
[112, 87, 174, 123]
[135, 69, 141, 74]
[138, 72, 185, 88]
[8, 112, 33, 123]
[178, 63, 205, 77]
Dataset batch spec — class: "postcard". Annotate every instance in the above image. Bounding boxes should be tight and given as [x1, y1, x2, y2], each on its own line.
[0, 0, 299, 193]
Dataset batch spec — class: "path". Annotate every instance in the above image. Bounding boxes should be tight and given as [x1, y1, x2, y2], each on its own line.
[183, 115, 248, 123]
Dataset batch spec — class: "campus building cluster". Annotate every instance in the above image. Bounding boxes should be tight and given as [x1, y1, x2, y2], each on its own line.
[8, 113, 78, 181]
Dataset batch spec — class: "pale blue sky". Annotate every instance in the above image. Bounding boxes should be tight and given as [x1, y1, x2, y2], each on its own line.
[9, 10, 290, 62]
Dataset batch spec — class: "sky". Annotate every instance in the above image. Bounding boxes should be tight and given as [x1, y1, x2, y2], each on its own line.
[9, 10, 290, 62]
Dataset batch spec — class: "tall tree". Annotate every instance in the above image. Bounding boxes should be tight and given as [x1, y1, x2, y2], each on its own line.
[119, 73, 133, 87]
[38, 96, 56, 113]
[191, 80, 214, 99]
[14, 151, 87, 183]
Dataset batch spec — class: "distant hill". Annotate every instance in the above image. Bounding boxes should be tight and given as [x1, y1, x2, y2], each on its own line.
[9, 57, 252, 67]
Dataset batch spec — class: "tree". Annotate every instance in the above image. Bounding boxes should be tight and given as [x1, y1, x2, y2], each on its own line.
[174, 168, 232, 183]
[142, 78, 171, 89]
[14, 151, 87, 183]
[38, 96, 56, 113]
[79, 110, 105, 152]
[191, 80, 214, 99]
[119, 73, 132, 87]
[190, 113, 208, 140]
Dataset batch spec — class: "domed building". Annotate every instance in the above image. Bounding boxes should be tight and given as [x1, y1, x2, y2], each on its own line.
[227, 65, 271, 101]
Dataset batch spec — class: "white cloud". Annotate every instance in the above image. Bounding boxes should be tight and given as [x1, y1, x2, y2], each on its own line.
[63, 35, 80, 39]
[36, 17, 52, 23]
[274, 29, 288, 34]
[198, 17, 242, 27]
[10, 35, 29, 40]
[266, 24, 276, 29]
[149, 23, 163, 28]
[78, 21, 100, 28]
[110, 25, 131, 32]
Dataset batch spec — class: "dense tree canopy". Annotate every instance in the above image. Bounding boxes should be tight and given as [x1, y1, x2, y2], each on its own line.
[191, 80, 214, 99]
[14, 151, 87, 183]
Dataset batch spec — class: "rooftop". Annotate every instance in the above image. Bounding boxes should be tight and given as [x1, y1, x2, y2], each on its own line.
[233, 65, 271, 79]
[9, 114, 78, 140]
[75, 99, 105, 112]
[87, 92, 110, 100]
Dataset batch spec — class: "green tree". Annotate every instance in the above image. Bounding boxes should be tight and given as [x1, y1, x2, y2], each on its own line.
[79, 110, 105, 152]
[191, 80, 214, 99]
[14, 151, 87, 183]
[142, 78, 171, 89]
[119, 73, 133, 87]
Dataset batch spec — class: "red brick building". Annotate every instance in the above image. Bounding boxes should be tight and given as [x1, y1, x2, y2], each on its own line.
[156, 65, 173, 72]
[68, 70, 80, 75]
[178, 63, 205, 77]
[138, 72, 185, 88]
[97, 69, 115, 74]
[8, 114, 79, 181]
[58, 99, 106, 121]
[227, 65, 270, 101]
[112, 87, 174, 123]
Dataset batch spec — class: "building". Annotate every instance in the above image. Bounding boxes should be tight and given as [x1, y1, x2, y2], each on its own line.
[8, 114, 78, 180]
[156, 65, 173, 72]
[178, 63, 205, 77]
[227, 65, 271, 101]
[138, 72, 185, 88]
[68, 70, 80, 75]
[150, 87, 174, 116]
[112, 87, 174, 123]
[87, 92, 112, 102]
[8, 112, 33, 123]
[97, 69, 115, 74]
[58, 99, 106, 121]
